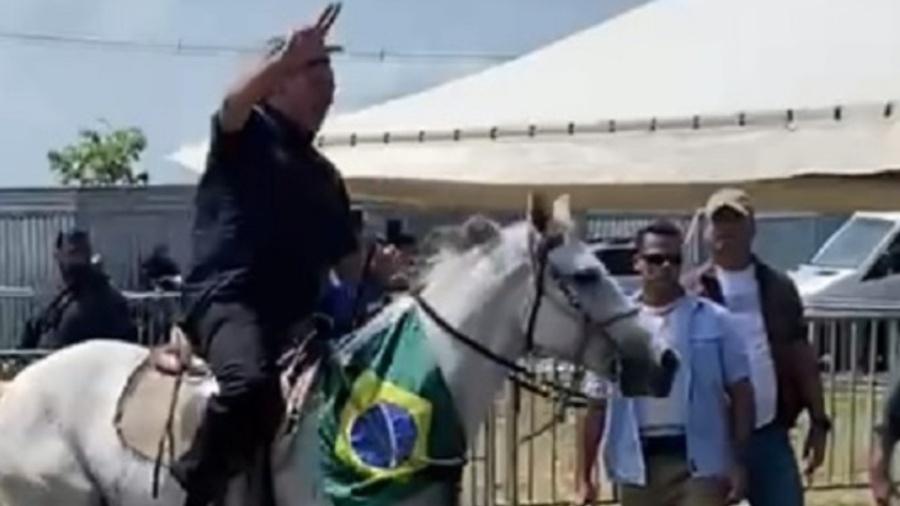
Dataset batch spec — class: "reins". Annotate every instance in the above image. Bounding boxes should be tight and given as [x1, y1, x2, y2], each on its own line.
[411, 236, 637, 408]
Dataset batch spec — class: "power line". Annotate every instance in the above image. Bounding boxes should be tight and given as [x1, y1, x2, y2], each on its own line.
[0, 29, 517, 64]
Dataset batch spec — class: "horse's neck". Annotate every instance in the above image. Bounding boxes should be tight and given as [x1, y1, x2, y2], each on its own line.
[418, 249, 530, 440]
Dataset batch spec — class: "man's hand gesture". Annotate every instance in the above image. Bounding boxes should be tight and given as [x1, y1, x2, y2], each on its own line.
[218, 3, 344, 132]
[276, 3, 342, 73]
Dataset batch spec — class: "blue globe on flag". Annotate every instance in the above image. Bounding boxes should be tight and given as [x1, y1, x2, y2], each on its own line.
[350, 402, 419, 469]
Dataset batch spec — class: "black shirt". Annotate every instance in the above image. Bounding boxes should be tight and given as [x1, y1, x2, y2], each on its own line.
[141, 253, 181, 290]
[20, 271, 137, 350]
[184, 104, 357, 325]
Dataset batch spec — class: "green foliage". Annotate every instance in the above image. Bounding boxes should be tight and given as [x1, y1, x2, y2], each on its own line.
[48, 125, 149, 186]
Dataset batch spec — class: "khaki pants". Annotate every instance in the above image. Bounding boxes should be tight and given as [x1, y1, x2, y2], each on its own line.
[619, 453, 727, 506]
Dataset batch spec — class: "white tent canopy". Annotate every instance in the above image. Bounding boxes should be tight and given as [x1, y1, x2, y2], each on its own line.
[171, 0, 900, 211]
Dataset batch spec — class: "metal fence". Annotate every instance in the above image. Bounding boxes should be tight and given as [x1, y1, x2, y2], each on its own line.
[454, 303, 900, 505]
[0, 296, 895, 504]
[0, 289, 180, 349]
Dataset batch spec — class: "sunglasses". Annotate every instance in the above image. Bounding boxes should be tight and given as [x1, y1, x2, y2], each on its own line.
[641, 253, 683, 266]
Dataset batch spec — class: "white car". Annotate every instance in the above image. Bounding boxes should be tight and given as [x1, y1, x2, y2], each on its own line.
[588, 239, 641, 296]
[790, 212, 900, 303]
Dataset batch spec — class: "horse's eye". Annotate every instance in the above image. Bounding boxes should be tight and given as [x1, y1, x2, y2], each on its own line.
[571, 269, 600, 285]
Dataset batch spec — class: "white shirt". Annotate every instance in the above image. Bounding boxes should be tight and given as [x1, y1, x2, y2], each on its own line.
[715, 264, 778, 428]
[634, 301, 688, 436]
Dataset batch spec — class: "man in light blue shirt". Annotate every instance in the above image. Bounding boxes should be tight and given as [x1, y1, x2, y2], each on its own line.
[577, 220, 754, 506]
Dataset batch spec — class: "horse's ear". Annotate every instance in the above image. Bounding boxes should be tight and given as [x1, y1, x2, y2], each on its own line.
[528, 192, 550, 233]
[533, 194, 576, 240]
[550, 194, 574, 233]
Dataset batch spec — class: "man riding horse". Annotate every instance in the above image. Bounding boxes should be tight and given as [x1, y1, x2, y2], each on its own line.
[172, 5, 357, 505]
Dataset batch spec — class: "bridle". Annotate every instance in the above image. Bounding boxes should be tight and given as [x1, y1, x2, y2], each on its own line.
[413, 233, 639, 405]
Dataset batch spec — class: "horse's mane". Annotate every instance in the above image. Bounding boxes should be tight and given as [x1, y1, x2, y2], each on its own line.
[415, 216, 517, 290]
[419, 216, 503, 256]
[343, 216, 519, 350]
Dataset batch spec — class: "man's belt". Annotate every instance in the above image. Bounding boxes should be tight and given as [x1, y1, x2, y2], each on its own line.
[640, 434, 687, 456]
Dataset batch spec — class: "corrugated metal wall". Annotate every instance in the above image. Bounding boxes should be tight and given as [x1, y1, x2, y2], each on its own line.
[0, 189, 76, 289]
[0, 212, 75, 287]
[75, 186, 195, 290]
[0, 289, 38, 348]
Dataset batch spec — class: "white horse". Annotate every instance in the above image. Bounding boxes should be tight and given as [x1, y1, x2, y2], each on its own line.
[0, 197, 677, 506]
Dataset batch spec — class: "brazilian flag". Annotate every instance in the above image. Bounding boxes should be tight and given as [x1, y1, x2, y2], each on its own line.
[318, 307, 468, 506]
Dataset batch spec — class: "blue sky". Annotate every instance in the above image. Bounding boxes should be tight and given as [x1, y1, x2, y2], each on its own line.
[0, 0, 645, 186]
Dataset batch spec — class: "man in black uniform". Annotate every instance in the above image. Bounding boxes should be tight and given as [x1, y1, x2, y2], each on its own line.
[20, 230, 136, 349]
[140, 244, 182, 291]
[171, 5, 357, 505]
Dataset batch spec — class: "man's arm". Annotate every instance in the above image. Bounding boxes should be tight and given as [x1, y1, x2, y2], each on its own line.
[793, 340, 827, 420]
[719, 309, 755, 449]
[788, 278, 826, 421]
[871, 376, 900, 504]
[881, 378, 900, 462]
[725, 378, 754, 504]
[726, 378, 755, 464]
[577, 372, 608, 504]
[578, 401, 606, 504]
[218, 5, 340, 132]
[784, 278, 829, 476]
[718, 308, 755, 503]
[218, 57, 292, 132]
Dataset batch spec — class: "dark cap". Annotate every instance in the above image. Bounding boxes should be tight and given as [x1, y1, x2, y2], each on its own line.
[55, 229, 91, 249]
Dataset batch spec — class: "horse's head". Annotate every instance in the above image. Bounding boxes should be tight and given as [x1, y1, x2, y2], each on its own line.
[523, 194, 678, 397]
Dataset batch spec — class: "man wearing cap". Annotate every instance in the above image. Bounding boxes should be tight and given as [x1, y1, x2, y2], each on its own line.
[684, 188, 830, 506]
[20, 230, 136, 350]
[174, 5, 358, 505]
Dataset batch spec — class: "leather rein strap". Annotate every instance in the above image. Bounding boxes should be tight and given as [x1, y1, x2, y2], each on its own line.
[412, 237, 637, 405]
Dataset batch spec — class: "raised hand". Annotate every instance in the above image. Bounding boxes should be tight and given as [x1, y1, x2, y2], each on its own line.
[315, 2, 342, 35]
[277, 3, 342, 72]
[218, 2, 344, 132]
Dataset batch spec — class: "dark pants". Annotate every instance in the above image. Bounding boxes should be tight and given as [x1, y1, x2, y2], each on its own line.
[171, 302, 288, 506]
[746, 423, 804, 506]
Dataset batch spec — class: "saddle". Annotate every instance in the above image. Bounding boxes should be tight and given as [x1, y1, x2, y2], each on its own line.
[114, 325, 323, 464]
